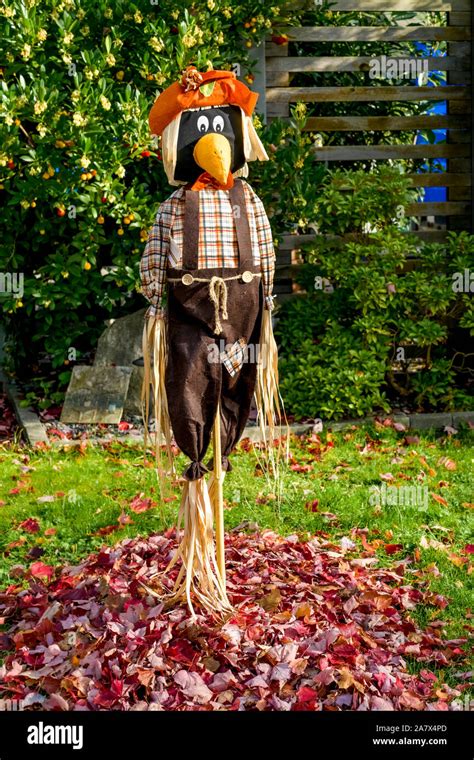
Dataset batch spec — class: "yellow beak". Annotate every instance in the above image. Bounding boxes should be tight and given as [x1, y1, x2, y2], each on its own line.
[193, 133, 231, 185]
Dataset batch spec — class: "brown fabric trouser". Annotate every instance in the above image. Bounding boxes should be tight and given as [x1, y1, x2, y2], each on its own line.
[164, 180, 263, 480]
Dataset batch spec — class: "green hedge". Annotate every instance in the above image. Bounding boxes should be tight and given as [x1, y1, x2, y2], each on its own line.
[276, 169, 474, 419]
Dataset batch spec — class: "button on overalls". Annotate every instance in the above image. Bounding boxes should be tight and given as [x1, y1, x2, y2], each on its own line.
[165, 179, 263, 480]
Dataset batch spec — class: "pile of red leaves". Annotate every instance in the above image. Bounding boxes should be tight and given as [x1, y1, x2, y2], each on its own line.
[0, 530, 470, 711]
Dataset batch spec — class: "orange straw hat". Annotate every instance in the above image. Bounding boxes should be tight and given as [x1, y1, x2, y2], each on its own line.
[149, 66, 259, 137]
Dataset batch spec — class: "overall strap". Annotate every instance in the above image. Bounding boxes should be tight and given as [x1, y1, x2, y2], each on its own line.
[182, 179, 254, 271]
[183, 187, 200, 270]
[229, 180, 254, 270]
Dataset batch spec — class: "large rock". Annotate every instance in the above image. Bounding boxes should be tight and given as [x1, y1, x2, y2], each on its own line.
[94, 309, 147, 416]
[60, 365, 132, 423]
[95, 308, 146, 367]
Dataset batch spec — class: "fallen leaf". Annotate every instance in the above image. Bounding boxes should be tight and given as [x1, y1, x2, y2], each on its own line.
[174, 670, 212, 704]
[431, 493, 448, 507]
[129, 494, 156, 513]
[29, 561, 53, 580]
[18, 518, 40, 534]
[420, 536, 448, 552]
[437, 457, 456, 471]
[259, 587, 282, 612]
[385, 544, 403, 555]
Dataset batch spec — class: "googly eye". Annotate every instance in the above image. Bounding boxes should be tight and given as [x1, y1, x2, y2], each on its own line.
[213, 115, 225, 133]
[197, 115, 209, 133]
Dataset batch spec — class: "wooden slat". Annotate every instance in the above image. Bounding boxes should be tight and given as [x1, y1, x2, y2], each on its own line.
[267, 85, 469, 102]
[406, 201, 471, 214]
[448, 12, 472, 25]
[410, 230, 450, 241]
[314, 144, 470, 159]
[407, 172, 472, 186]
[277, 234, 317, 251]
[275, 174, 471, 191]
[266, 56, 469, 73]
[276, 230, 454, 257]
[273, 27, 471, 42]
[319, 0, 470, 8]
[304, 115, 470, 130]
[282, 0, 470, 9]
[265, 41, 288, 58]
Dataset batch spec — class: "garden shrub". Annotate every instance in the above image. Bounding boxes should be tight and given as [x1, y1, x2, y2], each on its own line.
[276, 169, 474, 420]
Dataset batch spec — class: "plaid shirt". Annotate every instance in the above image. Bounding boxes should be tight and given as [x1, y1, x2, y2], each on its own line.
[139, 180, 275, 315]
[139, 181, 276, 377]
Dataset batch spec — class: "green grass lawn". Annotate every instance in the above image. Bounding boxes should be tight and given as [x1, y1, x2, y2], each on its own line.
[0, 423, 473, 650]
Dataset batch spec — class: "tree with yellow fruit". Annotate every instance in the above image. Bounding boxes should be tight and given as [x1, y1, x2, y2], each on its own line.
[0, 0, 286, 407]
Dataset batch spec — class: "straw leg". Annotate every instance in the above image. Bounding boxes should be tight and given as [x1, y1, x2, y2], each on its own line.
[212, 401, 226, 586]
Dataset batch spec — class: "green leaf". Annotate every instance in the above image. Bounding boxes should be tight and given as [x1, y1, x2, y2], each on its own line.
[199, 81, 215, 97]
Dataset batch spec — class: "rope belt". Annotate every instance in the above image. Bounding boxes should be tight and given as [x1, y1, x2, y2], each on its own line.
[168, 271, 262, 335]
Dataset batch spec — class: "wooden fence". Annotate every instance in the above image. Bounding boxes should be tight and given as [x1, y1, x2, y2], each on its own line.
[256, 1, 473, 296]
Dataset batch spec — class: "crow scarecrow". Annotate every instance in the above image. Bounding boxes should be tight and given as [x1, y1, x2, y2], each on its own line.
[139, 66, 282, 617]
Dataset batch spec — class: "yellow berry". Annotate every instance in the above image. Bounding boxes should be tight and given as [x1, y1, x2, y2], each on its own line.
[245, 41, 252, 48]
[116, 70, 124, 80]
[81, 173, 88, 180]
[123, 216, 131, 225]
[117, 227, 124, 236]
[84, 261, 91, 270]
[31, 200, 36, 208]
[97, 215, 105, 224]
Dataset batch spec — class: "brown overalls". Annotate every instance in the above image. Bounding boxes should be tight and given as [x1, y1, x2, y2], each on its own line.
[165, 180, 263, 481]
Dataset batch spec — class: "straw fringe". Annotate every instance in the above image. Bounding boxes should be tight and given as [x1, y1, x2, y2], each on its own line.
[141, 315, 175, 493]
[254, 309, 290, 486]
[144, 478, 232, 618]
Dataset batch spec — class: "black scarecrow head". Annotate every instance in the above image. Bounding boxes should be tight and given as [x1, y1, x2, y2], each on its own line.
[149, 67, 269, 188]
[174, 105, 246, 184]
